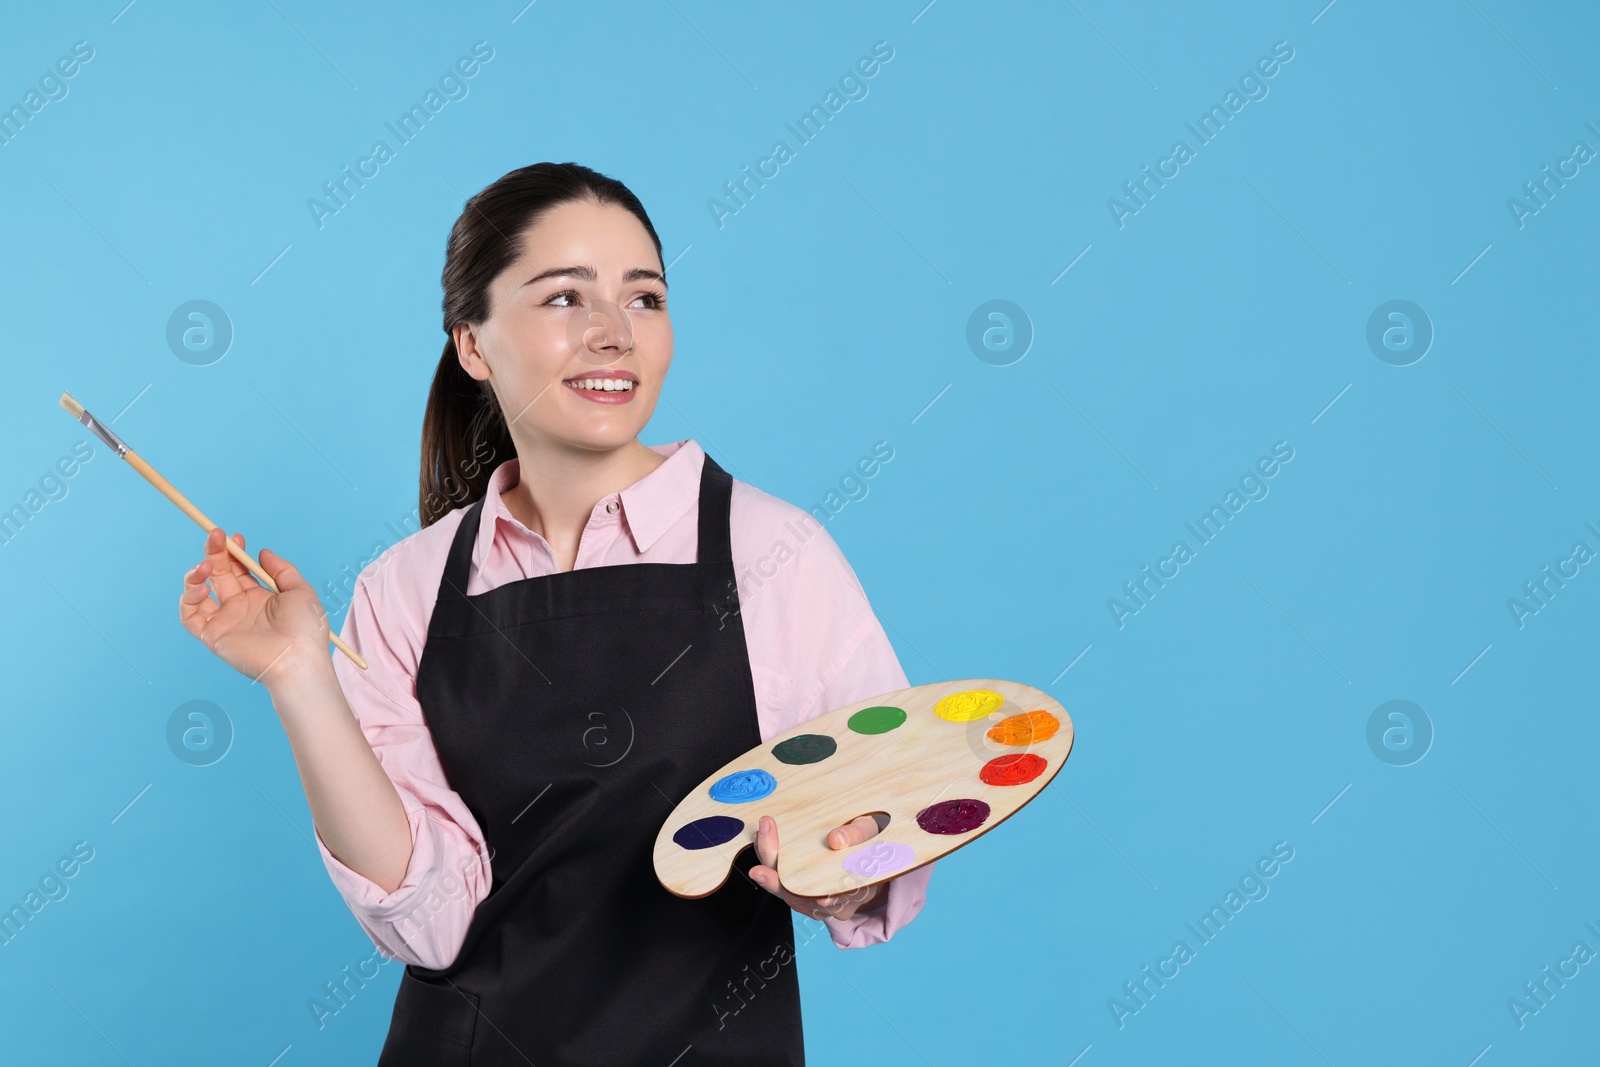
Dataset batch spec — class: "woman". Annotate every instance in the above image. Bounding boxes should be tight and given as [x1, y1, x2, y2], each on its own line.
[179, 162, 933, 1064]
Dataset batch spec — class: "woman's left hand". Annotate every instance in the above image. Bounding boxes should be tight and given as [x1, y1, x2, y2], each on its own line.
[750, 814, 890, 921]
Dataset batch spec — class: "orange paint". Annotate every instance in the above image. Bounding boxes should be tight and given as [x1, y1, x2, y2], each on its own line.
[986, 710, 1059, 746]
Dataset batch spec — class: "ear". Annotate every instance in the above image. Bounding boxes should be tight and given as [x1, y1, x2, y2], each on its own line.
[455, 323, 491, 382]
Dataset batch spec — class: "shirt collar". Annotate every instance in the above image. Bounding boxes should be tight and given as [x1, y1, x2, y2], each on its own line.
[475, 439, 705, 565]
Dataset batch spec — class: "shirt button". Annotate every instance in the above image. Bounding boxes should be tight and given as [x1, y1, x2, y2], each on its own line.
[605, 498, 620, 514]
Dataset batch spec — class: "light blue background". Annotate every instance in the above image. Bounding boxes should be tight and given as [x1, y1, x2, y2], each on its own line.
[2, 1, 1597, 1063]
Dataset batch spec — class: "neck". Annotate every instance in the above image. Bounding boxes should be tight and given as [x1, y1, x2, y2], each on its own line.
[500, 436, 667, 569]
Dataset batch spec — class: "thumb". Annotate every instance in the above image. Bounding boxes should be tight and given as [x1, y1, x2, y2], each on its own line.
[257, 547, 309, 593]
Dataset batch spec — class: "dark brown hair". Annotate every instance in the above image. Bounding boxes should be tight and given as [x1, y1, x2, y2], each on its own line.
[418, 162, 665, 527]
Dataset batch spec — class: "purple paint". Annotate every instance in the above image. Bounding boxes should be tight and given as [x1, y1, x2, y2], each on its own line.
[916, 798, 990, 835]
[673, 815, 744, 850]
[842, 840, 915, 879]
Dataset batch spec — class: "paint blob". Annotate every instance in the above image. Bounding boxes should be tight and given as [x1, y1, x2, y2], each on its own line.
[915, 798, 990, 835]
[979, 752, 1047, 786]
[772, 733, 837, 765]
[708, 768, 777, 803]
[841, 840, 915, 878]
[934, 688, 1005, 722]
[673, 815, 744, 850]
[848, 705, 907, 735]
[987, 709, 1060, 746]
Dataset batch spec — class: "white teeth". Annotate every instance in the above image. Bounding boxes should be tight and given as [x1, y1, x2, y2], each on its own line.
[565, 378, 634, 391]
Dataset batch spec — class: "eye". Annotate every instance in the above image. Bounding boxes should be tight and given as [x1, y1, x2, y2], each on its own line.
[543, 289, 665, 310]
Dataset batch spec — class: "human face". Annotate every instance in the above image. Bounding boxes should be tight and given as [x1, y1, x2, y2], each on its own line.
[455, 198, 671, 452]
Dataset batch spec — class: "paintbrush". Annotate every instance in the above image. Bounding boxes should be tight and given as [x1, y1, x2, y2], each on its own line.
[58, 391, 369, 671]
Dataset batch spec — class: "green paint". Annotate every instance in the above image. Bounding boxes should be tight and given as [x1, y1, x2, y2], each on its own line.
[848, 705, 907, 735]
[772, 733, 837, 765]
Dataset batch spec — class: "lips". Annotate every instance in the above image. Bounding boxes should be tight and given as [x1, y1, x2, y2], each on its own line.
[563, 367, 640, 404]
[562, 369, 638, 383]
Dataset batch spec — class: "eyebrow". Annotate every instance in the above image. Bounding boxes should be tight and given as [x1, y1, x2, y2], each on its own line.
[520, 265, 667, 289]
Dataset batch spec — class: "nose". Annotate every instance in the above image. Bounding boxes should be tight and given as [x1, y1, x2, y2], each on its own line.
[570, 298, 634, 367]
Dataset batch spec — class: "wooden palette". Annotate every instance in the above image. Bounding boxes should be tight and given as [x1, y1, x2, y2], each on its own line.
[653, 678, 1074, 900]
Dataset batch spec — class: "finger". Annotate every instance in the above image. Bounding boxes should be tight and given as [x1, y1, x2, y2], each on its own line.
[749, 816, 856, 919]
[825, 813, 884, 850]
[751, 816, 787, 897]
[749, 862, 836, 919]
[827, 882, 876, 909]
[258, 546, 310, 594]
[750, 861, 782, 896]
[226, 531, 260, 583]
[202, 528, 250, 601]
[202, 528, 244, 599]
[183, 558, 212, 590]
[753, 814, 778, 869]
[179, 560, 220, 636]
[225, 531, 258, 586]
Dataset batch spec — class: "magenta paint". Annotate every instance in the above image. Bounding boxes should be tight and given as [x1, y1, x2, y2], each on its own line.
[915, 798, 990, 835]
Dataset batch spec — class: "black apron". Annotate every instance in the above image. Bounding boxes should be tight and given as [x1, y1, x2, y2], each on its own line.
[376, 453, 805, 1066]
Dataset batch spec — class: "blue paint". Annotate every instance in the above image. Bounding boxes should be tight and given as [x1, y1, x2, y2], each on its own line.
[708, 768, 777, 803]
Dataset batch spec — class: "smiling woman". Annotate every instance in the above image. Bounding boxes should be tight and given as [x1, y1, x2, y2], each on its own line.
[182, 161, 930, 1067]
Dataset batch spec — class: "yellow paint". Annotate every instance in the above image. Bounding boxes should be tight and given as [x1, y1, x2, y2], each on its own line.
[933, 688, 1005, 722]
[987, 710, 1060, 745]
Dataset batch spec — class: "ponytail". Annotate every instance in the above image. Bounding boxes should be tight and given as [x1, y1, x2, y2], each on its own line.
[418, 336, 514, 527]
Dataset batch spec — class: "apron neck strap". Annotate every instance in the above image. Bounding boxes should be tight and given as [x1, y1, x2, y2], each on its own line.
[433, 446, 734, 604]
[695, 451, 733, 566]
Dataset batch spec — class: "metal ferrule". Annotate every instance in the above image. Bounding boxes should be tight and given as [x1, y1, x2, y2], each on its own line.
[76, 409, 129, 457]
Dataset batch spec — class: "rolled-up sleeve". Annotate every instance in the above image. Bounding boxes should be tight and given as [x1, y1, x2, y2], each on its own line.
[783, 530, 935, 951]
[317, 562, 492, 970]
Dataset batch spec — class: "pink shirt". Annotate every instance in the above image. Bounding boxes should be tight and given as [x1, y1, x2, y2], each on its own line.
[317, 438, 934, 970]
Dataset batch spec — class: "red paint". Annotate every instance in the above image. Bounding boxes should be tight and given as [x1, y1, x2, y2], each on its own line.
[979, 753, 1046, 786]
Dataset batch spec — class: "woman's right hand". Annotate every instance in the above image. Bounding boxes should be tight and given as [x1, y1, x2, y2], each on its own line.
[179, 527, 332, 686]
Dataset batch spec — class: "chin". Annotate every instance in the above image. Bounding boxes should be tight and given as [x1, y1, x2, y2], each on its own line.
[562, 425, 648, 452]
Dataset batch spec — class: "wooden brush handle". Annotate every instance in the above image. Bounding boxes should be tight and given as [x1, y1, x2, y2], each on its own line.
[123, 449, 370, 671]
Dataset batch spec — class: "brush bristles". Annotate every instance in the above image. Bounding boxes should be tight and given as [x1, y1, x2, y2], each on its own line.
[59, 392, 86, 419]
